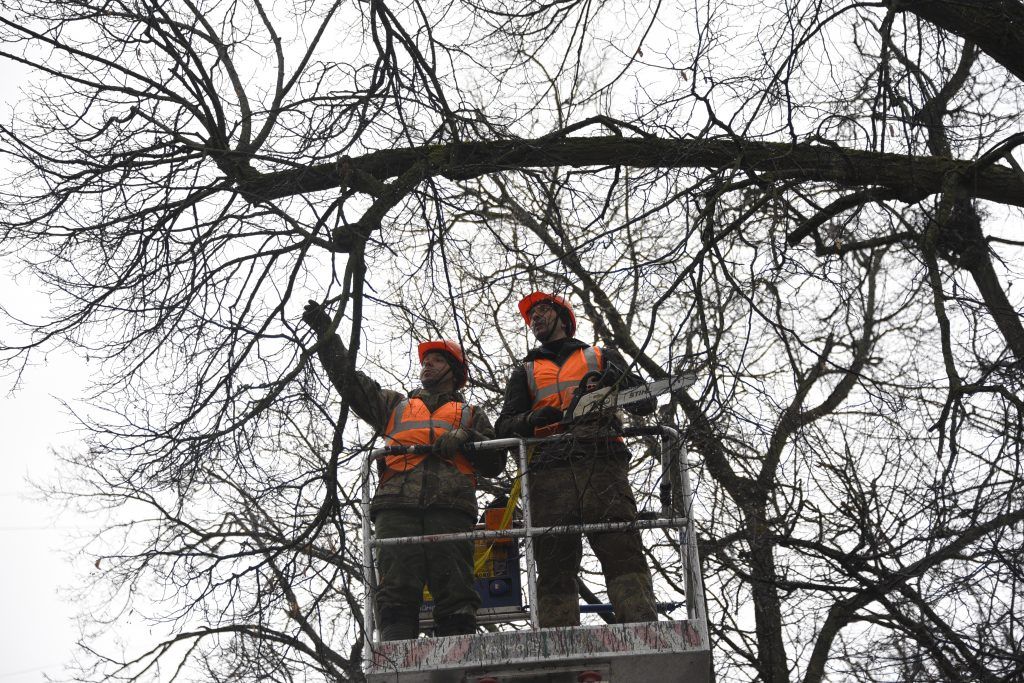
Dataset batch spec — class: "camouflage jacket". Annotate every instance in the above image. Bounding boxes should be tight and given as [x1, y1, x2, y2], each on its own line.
[314, 332, 500, 519]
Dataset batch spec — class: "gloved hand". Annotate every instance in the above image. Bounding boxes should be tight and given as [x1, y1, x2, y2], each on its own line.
[601, 361, 625, 388]
[528, 406, 564, 428]
[433, 428, 471, 459]
[302, 299, 332, 336]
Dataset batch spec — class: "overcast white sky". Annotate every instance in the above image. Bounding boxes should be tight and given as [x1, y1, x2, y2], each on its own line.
[0, 354, 88, 682]
[0, 63, 92, 683]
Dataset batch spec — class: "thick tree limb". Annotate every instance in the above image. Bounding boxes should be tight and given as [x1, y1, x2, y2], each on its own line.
[788, 189, 903, 246]
[931, 192, 1024, 364]
[238, 137, 1024, 208]
[889, 1, 1024, 84]
[965, 247, 1024, 363]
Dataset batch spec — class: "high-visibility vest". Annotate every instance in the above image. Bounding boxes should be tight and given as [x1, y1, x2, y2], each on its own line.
[382, 398, 477, 482]
[525, 346, 604, 437]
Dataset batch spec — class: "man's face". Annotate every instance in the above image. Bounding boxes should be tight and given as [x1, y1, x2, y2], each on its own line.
[420, 351, 452, 387]
[529, 302, 566, 342]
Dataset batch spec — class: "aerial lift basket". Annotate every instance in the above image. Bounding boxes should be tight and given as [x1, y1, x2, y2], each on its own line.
[360, 426, 711, 683]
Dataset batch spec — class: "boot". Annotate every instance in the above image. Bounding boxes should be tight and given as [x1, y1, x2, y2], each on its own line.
[433, 612, 477, 637]
[607, 571, 657, 624]
[379, 606, 419, 641]
[537, 591, 581, 628]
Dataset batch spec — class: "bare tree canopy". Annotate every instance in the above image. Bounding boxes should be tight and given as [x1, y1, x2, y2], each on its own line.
[1, 0, 1022, 682]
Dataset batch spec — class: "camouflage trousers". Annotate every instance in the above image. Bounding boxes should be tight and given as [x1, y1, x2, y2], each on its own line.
[374, 508, 481, 635]
[528, 458, 657, 628]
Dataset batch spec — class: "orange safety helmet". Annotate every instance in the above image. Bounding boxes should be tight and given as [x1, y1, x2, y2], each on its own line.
[517, 291, 577, 337]
[417, 339, 468, 388]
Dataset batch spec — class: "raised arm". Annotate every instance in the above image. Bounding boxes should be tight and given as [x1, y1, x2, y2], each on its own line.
[302, 300, 404, 432]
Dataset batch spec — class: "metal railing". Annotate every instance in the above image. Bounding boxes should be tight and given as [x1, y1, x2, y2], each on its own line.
[359, 426, 708, 657]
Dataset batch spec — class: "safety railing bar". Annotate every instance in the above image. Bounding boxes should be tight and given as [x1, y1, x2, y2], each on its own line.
[372, 518, 693, 547]
[676, 434, 709, 642]
[650, 424, 710, 639]
[360, 449, 375, 665]
[365, 429, 678, 460]
[517, 439, 540, 630]
[367, 437, 524, 458]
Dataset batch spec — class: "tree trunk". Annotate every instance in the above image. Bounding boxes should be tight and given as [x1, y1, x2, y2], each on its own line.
[747, 511, 790, 683]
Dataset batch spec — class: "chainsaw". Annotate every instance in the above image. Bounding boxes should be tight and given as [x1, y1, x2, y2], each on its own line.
[563, 370, 697, 423]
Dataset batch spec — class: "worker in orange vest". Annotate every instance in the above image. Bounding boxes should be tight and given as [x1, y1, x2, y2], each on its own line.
[302, 300, 502, 640]
[496, 291, 658, 627]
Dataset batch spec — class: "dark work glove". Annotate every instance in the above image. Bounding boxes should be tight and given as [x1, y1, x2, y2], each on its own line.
[302, 299, 332, 336]
[528, 406, 564, 428]
[433, 428, 471, 459]
[601, 361, 625, 387]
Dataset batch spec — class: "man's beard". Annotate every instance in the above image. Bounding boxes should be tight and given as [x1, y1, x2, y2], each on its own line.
[422, 365, 452, 388]
[534, 318, 562, 342]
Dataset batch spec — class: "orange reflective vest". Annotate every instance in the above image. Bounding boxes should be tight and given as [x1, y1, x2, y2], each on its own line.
[525, 346, 604, 437]
[382, 398, 477, 482]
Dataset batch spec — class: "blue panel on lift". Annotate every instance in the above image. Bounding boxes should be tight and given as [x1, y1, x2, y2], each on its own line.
[474, 534, 523, 612]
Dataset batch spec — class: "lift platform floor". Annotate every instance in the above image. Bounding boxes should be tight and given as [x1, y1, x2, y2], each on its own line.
[366, 619, 710, 683]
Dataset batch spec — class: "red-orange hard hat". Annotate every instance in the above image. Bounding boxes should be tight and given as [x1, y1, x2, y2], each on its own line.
[517, 291, 577, 337]
[417, 339, 468, 387]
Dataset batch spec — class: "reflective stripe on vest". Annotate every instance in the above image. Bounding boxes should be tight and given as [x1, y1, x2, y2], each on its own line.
[382, 398, 476, 481]
[525, 346, 603, 437]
